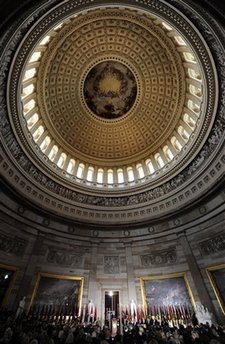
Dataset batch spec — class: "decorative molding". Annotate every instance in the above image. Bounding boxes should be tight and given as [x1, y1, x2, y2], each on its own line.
[104, 256, 119, 274]
[0, 233, 26, 257]
[46, 247, 83, 267]
[199, 234, 225, 256]
[141, 248, 177, 266]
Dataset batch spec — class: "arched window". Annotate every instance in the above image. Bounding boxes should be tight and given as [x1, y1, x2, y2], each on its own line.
[33, 125, 44, 141]
[48, 145, 58, 161]
[76, 163, 85, 179]
[171, 136, 182, 151]
[27, 113, 39, 129]
[136, 164, 145, 179]
[188, 68, 201, 80]
[97, 168, 104, 184]
[23, 68, 36, 81]
[146, 159, 155, 174]
[87, 166, 94, 181]
[107, 169, 114, 184]
[183, 52, 195, 62]
[67, 159, 75, 174]
[40, 136, 51, 152]
[22, 84, 34, 99]
[127, 167, 134, 182]
[57, 152, 67, 168]
[117, 169, 124, 183]
[187, 100, 200, 114]
[24, 99, 35, 114]
[174, 36, 186, 46]
[155, 153, 164, 168]
[183, 114, 196, 129]
[29, 51, 41, 63]
[163, 145, 174, 161]
[178, 126, 189, 141]
[189, 84, 202, 97]
[39, 35, 50, 45]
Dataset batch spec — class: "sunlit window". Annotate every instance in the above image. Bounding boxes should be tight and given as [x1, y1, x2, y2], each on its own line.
[22, 84, 34, 98]
[76, 163, 85, 179]
[174, 36, 186, 46]
[155, 153, 164, 168]
[127, 167, 134, 182]
[29, 52, 41, 63]
[33, 125, 44, 141]
[146, 159, 155, 174]
[171, 136, 183, 151]
[87, 166, 94, 181]
[187, 100, 200, 114]
[107, 169, 114, 184]
[39, 35, 50, 45]
[57, 152, 67, 168]
[23, 68, 36, 81]
[161, 22, 172, 31]
[97, 168, 104, 184]
[188, 68, 201, 80]
[163, 145, 174, 161]
[48, 145, 58, 161]
[137, 164, 145, 179]
[27, 113, 39, 129]
[189, 84, 202, 97]
[67, 159, 75, 174]
[40, 136, 51, 152]
[178, 126, 189, 141]
[183, 114, 196, 128]
[183, 52, 195, 62]
[117, 169, 124, 183]
[24, 99, 35, 114]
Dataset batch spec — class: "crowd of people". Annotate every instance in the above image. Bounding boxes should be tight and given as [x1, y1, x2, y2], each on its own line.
[0, 309, 225, 344]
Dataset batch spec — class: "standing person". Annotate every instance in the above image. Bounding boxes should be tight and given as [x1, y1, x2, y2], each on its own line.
[88, 300, 95, 323]
[130, 300, 137, 323]
[15, 296, 26, 319]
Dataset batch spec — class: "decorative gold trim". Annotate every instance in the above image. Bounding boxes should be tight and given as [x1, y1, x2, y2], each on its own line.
[29, 271, 84, 315]
[140, 272, 195, 315]
[0, 263, 19, 307]
[206, 264, 225, 315]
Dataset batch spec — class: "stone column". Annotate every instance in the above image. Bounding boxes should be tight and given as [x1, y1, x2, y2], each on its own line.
[13, 232, 44, 310]
[177, 231, 216, 316]
[124, 243, 137, 304]
[87, 242, 99, 320]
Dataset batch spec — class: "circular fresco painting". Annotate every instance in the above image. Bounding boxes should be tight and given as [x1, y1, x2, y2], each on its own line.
[84, 61, 137, 119]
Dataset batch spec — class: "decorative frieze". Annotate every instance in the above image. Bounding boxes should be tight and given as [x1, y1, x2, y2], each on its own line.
[104, 256, 119, 274]
[46, 248, 83, 267]
[199, 234, 225, 256]
[141, 248, 177, 267]
[0, 233, 26, 257]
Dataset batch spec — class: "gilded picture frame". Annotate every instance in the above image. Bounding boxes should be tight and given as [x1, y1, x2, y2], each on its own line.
[0, 263, 19, 307]
[29, 272, 84, 316]
[206, 264, 225, 315]
[140, 272, 195, 315]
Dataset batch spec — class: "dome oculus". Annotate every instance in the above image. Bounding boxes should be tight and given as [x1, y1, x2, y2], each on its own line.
[83, 61, 137, 119]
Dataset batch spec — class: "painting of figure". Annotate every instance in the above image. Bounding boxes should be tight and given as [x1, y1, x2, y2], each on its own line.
[207, 264, 225, 315]
[30, 273, 83, 317]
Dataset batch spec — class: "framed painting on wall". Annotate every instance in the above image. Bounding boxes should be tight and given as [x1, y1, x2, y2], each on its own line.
[140, 273, 195, 321]
[29, 272, 84, 318]
[0, 263, 18, 307]
[206, 264, 225, 315]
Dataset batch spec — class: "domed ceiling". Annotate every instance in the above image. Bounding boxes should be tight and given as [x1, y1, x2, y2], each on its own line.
[1, 0, 224, 229]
